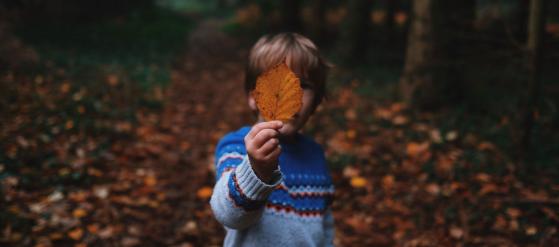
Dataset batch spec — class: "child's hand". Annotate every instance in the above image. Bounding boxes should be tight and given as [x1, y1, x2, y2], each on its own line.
[244, 121, 283, 183]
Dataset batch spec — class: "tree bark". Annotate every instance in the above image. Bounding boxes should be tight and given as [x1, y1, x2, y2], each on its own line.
[311, 0, 327, 45]
[399, 0, 475, 109]
[385, 0, 399, 45]
[281, 0, 302, 32]
[342, 0, 373, 65]
[521, 0, 547, 155]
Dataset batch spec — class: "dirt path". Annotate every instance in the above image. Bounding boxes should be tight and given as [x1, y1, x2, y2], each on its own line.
[109, 20, 253, 246]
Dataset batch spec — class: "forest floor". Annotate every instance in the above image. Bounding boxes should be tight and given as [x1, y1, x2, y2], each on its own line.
[2, 15, 559, 247]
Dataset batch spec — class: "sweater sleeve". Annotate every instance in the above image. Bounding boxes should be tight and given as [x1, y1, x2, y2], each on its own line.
[210, 140, 282, 230]
[323, 209, 335, 246]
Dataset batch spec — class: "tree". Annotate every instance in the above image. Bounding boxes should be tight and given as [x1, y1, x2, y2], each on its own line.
[399, 0, 475, 109]
[384, 0, 399, 46]
[341, 0, 373, 65]
[310, 0, 327, 45]
[281, 0, 302, 32]
[521, 0, 547, 155]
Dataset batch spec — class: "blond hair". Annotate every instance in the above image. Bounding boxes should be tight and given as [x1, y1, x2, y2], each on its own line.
[245, 33, 329, 107]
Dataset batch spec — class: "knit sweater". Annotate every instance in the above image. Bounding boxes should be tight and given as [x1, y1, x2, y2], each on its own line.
[210, 126, 335, 247]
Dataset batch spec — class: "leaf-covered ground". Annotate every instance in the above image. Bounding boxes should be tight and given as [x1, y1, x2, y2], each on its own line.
[2, 17, 559, 247]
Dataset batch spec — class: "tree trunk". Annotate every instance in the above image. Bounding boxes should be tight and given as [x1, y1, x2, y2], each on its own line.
[342, 0, 373, 65]
[399, 0, 475, 109]
[521, 0, 547, 155]
[311, 0, 327, 45]
[385, 0, 399, 45]
[513, 0, 531, 40]
[281, 0, 302, 32]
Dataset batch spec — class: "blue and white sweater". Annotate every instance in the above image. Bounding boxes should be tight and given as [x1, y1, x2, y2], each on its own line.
[210, 126, 335, 247]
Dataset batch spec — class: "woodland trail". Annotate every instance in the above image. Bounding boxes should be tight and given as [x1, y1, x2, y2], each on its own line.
[107, 19, 252, 246]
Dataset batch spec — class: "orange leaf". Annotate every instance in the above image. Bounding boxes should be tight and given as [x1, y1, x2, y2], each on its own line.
[197, 186, 213, 200]
[68, 228, 84, 240]
[87, 224, 99, 234]
[106, 74, 119, 86]
[350, 176, 367, 188]
[251, 62, 303, 122]
[382, 175, 395, 190]
[72, 208, 87, 218]
[144, 175, 157, 187]
[60, 82, 71, 94]
[406, 142, 429, 157]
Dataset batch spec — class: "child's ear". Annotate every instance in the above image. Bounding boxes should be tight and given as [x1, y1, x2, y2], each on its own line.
[248, 95, 257, 111]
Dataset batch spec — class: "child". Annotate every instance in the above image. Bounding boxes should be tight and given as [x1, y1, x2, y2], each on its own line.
[210, 33, 334, 247]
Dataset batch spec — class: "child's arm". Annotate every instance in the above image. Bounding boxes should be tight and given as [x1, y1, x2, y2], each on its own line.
[210, 121, 283, 229]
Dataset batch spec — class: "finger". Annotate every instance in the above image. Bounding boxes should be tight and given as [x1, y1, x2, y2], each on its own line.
[258, 137, 279, 155]
[263, 145, 281, 162]
[253, 129, 279, 148]
[247, 121, 283, 139]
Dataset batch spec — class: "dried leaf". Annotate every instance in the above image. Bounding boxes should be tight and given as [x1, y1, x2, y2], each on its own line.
[350, 176, 367, 188]
[196, 186, 213, 200]
[425, 183, 440, 195]
[87, 224, 99, 234]
[144, 175, 157, 187]
[406, 142, 430, 157]
[506, 207, 521, 219]
[60, 82, 71, 94]
[72, 208, 87, 218]
[107, 74, 119, 86]
[251, 62, 302, 122]
[445, 131, 458, 141]
[449, 226, 464, 239]
[342, 166, 360, 178]
[392, 115, 408, 125]
[68, 228, 83, 240]
[382, 175, 395, 190]
[525, 226, 537, 235]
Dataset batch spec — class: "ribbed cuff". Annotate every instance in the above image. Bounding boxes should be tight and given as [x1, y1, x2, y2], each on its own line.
[235, 156, 283, 201]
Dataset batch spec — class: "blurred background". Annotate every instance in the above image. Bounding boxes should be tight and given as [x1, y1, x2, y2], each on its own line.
[1, 0, 558, 246]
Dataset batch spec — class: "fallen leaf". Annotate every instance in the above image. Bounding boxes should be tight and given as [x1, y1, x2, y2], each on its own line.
[72, 208, 87, 218]
[406, 142, 430, 158]
[506, 208, 521, 219]
[430, 129, 442, 143]
[68, 228, 83, 240]
[60, 82, 71, 94]
[343, 166, 360, 178]
[392, 115, 408, 125]
[65, 120, 74, 130]
[525, 226, 537, 235]
[425, 183, 440, 195]
[445, 131, 458, 141]
[181, 220, 198, 234]
[144, 175, 157, 187]
[350, 176, 367, 188]
[449, 226, 463, 239]
[382, 175, 395, 190]
[107, 74, 119, 86]
[475, 173, 491, 183]
[50, 232, 64, 240]
[346, 129, 357, 139]
[479, 183, 498, 195]
[345, 109, 357, 120]
[87, 224, 99, 234]
[492, 215, 507, 231]
[196, 186, 213, 200]
[251, 62, 302, 122]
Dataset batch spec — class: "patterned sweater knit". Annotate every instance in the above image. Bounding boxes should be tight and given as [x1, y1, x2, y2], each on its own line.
[210, 126, 335, 247]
